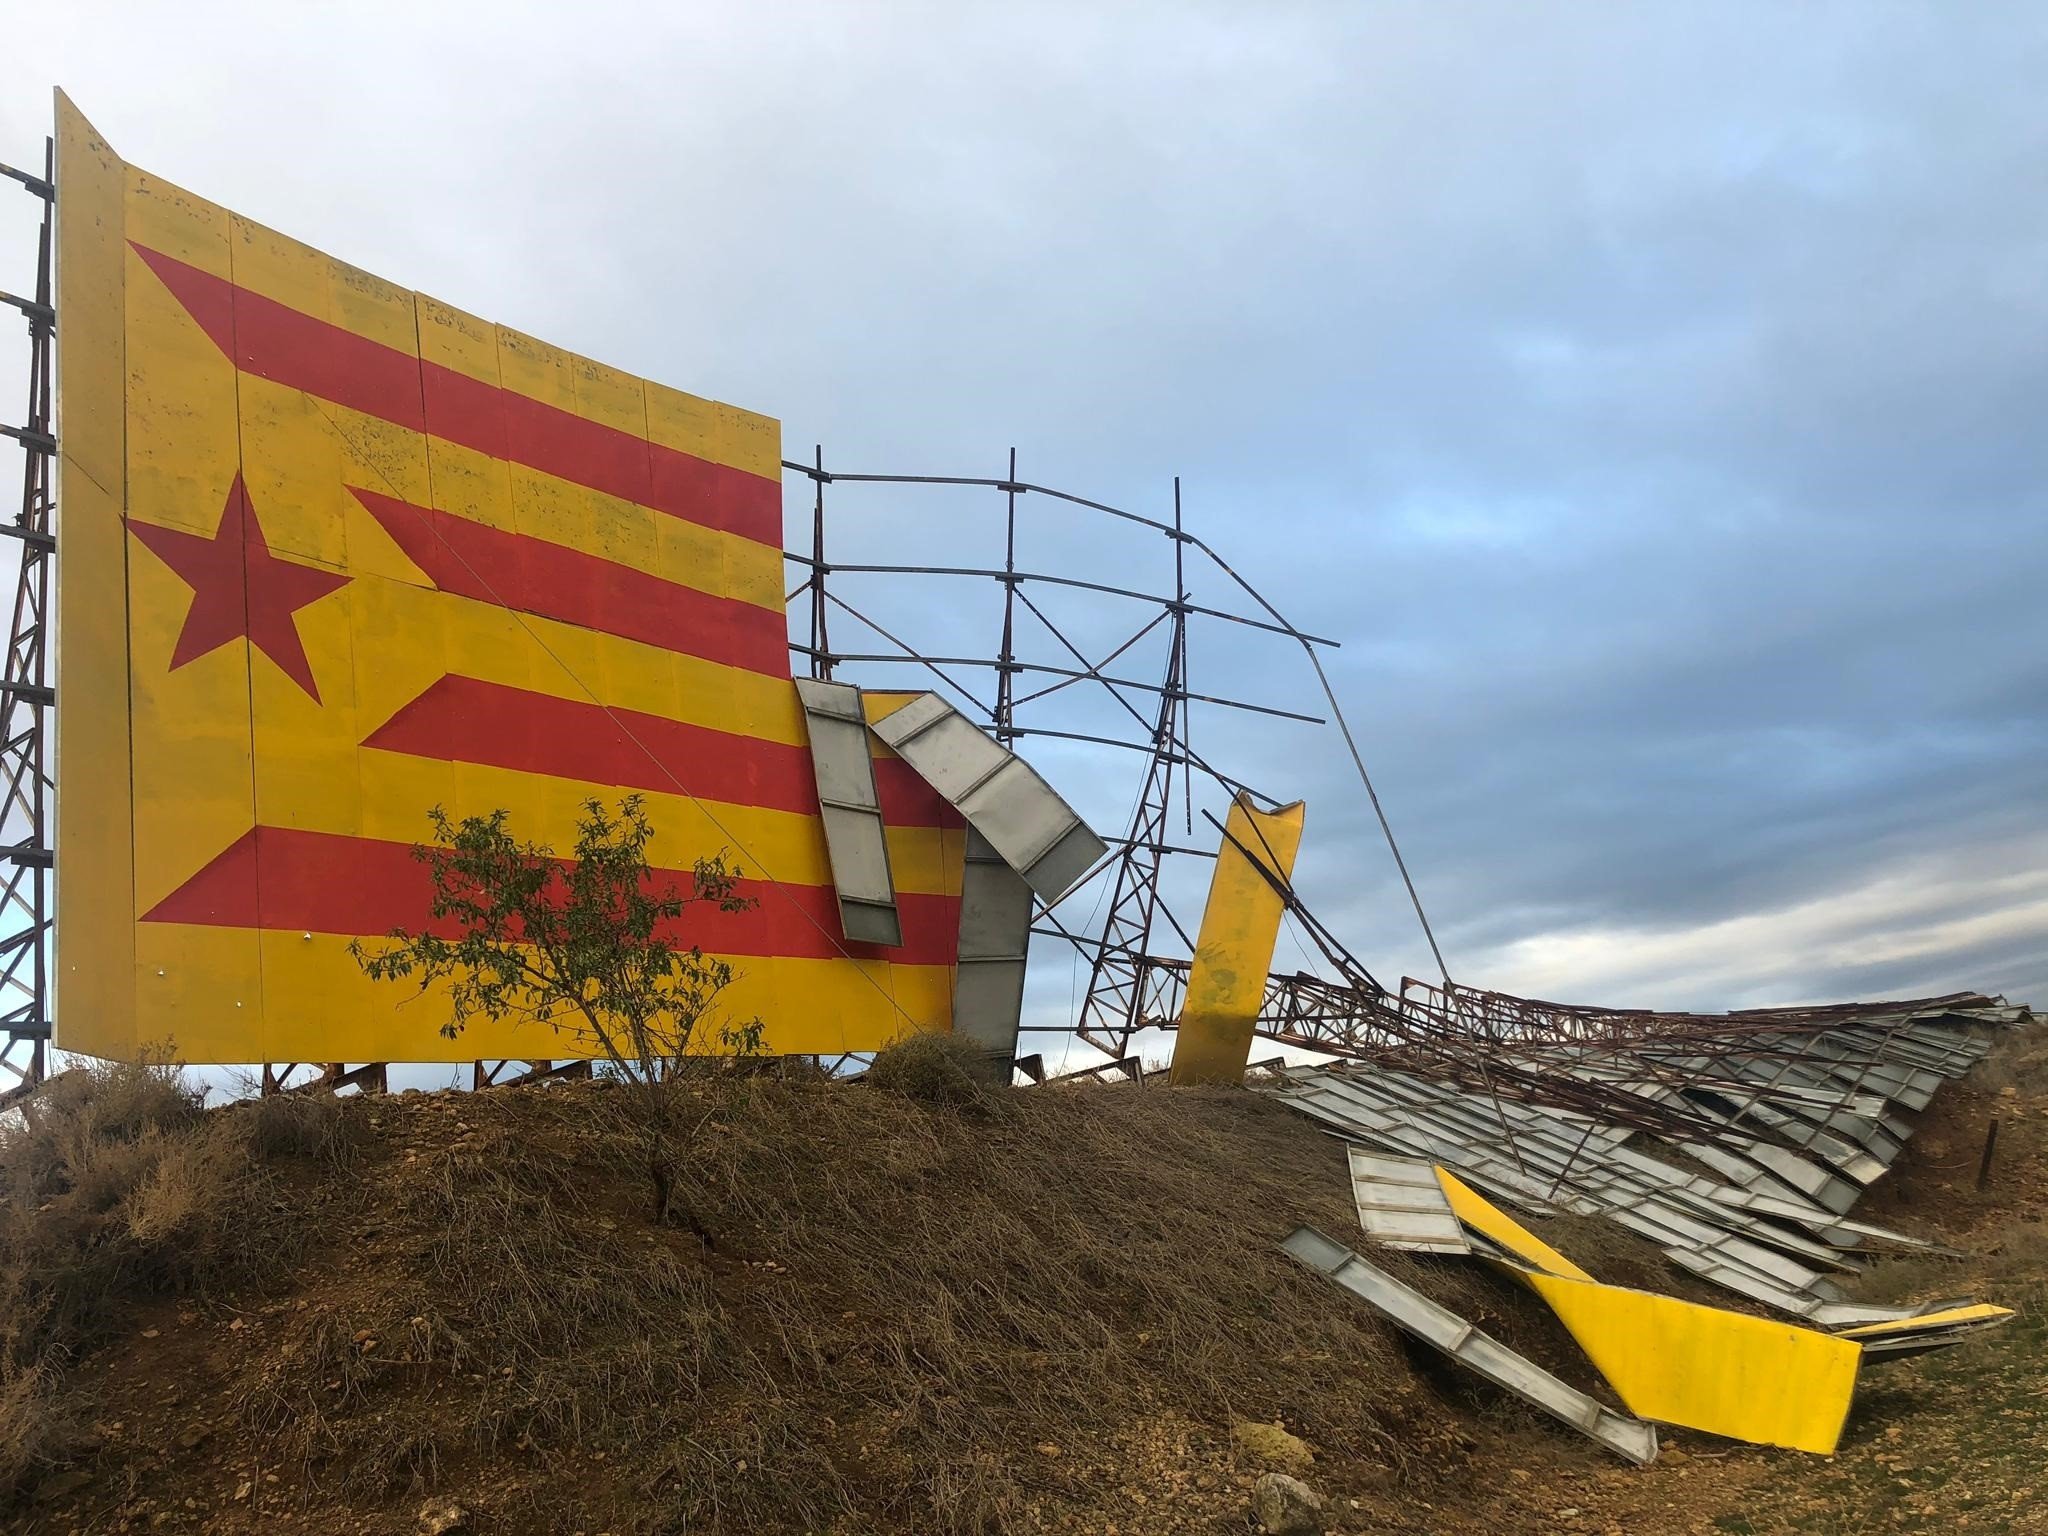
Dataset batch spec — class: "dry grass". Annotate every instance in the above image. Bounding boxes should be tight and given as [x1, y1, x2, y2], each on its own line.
[863, 1030, 1004, 1108]
[0, 1060, 363, 1502]
[232, 1073, 1502, 1534]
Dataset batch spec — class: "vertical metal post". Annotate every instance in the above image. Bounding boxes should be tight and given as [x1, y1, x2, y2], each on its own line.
[1174, 477, 1192, 837]
[994, 446, 1018, 745]
[0, 136, 58, 1103]
[1074, 476, 1190, 1058]
[807, 443, 832, 680]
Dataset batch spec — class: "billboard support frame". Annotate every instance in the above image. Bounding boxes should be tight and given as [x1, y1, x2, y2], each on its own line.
[781, 454, 1345, 1065]
[0, 137, 55, 1106]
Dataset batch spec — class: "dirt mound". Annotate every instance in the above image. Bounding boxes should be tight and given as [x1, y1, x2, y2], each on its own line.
[11, 1028, 2046, 1536]
[1, 1057, 1558, 1535]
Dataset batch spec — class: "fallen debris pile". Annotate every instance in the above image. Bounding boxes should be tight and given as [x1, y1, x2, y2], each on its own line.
[1262, 995, 2029, 1462]
[1263, 994, 2026, 1320]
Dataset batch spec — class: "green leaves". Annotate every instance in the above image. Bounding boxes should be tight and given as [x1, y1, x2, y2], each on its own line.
[348, 795, 762, 1071]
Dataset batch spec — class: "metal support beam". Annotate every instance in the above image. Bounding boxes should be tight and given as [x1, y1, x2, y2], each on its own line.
[0, 135, 55, 1068]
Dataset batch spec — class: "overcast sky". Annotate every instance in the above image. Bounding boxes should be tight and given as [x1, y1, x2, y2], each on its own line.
[10, 2, 2046, 1051]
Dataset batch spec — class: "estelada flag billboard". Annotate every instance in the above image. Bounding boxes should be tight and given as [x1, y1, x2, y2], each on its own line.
[52, 93, 965, 1064]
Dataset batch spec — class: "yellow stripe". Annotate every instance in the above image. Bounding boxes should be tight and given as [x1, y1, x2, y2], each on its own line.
[138, 930, 951, 1063]
[226, 211, 780, 483]
[229, 359, 785, 611]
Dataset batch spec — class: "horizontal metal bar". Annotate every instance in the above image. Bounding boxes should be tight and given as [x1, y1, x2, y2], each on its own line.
[0, 291, 53, 324]
[779, 463, 1181, 539]
[0, 524, 53, 550]
[783, 553, 1337, 647]
[1100, 836, 1217, 858]
[0, 164, 52, 200]
[782, 645, 1321, 723]
[0, 424, 54, 453]
[778, 464, 1339, 654]
[5, 843, 50, 870]
[0, 921, 50, 957]
[0, 681, 51, 707]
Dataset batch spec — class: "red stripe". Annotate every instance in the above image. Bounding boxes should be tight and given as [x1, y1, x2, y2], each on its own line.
[349, 488, 790, 677]
[129, 243, 782, 547]
[363, 675, 962, 829]
[140, 826, 961, 964]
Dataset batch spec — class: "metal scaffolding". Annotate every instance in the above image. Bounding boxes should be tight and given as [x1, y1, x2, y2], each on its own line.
[0, 139, 53, 1107]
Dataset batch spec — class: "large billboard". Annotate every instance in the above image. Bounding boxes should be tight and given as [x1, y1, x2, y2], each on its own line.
[52, 94, 965, 1064]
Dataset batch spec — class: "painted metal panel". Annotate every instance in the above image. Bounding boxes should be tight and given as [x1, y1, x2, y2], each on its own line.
[50, 106, 975, 1064]
[52, 93, 137, 1053]
[1838, 1304, 2014, 1360]
[869, 692, 1105, 900]
[1168, 794, 1306, 1086]
[1281, 1226, 1659, 1466]
[1523, 1269, 1862, 1456]
[950, 827, 1031, 1070]
[1434, 1168, 1594, 1280]
[795, 678, 901, 947]
[1261, 1048, 1974, 1322]
[1347, 1150, 1470, 1254]
[1834, 1302, 2013, 1339]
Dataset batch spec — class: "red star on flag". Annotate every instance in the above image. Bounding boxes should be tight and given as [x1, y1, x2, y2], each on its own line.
[128, 474, 351, 702]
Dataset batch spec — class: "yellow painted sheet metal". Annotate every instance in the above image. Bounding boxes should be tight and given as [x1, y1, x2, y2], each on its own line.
[1833, 1303, 2014, 1338]
[53, 92, 138, 1056]
[52, 101, 972, 1066]
[1433, 1168, 1594, 1281]
[1168, 793, 1306, 1086]
[1523, 1269, 1862, 1455]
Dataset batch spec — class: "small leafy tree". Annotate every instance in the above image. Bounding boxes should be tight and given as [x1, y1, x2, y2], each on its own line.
[350, 795, 762, 1231]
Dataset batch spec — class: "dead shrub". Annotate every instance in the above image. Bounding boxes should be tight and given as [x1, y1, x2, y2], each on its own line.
[0, 1360, 67, 1501]
[237, 1088, 365, 1167]
[0, 1059, 336, 1504]
[864, 1030, 1003, 1109]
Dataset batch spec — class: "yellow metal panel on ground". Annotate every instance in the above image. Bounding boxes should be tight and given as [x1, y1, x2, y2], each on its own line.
[1168, 794, 1306, 1086]
[1433, 1168, 1594, 1281]
[1834, 1303, 2014, 1338]
[53, 93, 138, 1056]
[1523, 1269, 1863, 1455]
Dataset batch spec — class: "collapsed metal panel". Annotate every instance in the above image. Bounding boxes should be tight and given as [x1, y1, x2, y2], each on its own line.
[869, 693, 1106, 901]
[794, 678, 902, 947]
[1281, 1226, 1659, 1466]
[1521, 1267, 1862, 1456]
[1261, 1011, 2003, 1323]
[951, 828, 1032, 1071]
[1346, 1150, 1471, 1255]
